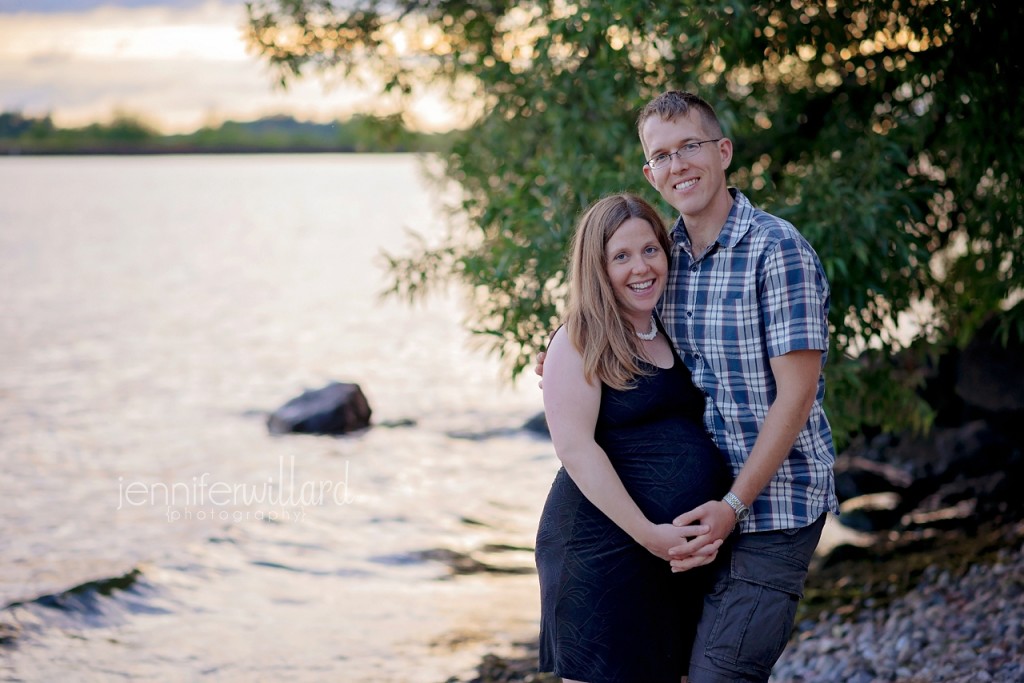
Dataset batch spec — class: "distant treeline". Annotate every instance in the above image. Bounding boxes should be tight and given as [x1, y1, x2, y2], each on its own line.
[0, 112, 455, 155]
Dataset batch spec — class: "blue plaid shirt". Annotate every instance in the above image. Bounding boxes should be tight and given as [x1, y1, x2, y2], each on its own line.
[658, 189, 839, 533]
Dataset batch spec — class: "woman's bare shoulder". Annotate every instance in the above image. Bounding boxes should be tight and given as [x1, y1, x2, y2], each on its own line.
[544, 325, 600, 393]
[545, 326, 578, 364]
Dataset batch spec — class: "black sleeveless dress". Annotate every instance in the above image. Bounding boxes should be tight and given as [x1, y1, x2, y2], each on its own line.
[535, 354, 731, 683]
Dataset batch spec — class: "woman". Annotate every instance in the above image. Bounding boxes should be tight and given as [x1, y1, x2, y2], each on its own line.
[535, 194, 732, 683]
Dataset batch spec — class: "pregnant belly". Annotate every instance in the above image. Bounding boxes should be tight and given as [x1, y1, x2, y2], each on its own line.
[613, 447, 731, 525]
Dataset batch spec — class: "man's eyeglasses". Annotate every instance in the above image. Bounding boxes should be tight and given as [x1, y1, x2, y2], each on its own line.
[645, 139, 722, 170]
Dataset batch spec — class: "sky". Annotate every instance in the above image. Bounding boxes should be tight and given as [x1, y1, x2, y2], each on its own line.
[0, 0, 460, 132]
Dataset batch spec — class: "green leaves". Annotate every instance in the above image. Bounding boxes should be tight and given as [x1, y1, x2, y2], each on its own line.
[247, 0, 1024, 442]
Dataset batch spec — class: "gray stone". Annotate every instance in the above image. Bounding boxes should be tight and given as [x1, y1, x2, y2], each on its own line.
[267, 381, 372, 435]
[522, 411, 549, 436]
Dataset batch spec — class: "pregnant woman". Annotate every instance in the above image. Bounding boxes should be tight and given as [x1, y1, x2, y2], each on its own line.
[536, 193, 731, 683]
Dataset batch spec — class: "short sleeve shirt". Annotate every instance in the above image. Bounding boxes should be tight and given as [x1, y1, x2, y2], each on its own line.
[658, 189, 839, 532]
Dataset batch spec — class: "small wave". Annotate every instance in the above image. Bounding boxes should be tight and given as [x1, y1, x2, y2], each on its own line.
[1, 565, 170, 638]
[0, 567, 169, 647]
[371, 548, 536, 577]
[248, 560, 370, 578]
[5, 568, 143, 613]
[446, 427, 523, 441]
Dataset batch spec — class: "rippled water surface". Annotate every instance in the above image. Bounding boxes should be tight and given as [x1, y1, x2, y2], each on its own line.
[0, 155, 554, 681]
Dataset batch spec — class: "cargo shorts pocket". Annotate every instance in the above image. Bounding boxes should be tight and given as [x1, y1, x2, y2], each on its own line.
[701, 544, 808, 678]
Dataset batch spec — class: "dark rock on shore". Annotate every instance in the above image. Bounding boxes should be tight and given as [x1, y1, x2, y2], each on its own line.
[522, 412, 549, 437]
[412, 548, 535, 577]
[833, 418, 1023, 535]
[831, 312, 1024, 544]
[833, 453, 912, 501]
[266, 382, 371, 435]
[443, 640, 558, 683]
[955, 315, 1024, 415]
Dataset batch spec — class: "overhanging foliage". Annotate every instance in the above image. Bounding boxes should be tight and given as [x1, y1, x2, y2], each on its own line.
[246, 0, 1024, 444]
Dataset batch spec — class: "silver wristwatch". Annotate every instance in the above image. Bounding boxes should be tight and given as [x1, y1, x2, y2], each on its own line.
[723, 492, 750, 522]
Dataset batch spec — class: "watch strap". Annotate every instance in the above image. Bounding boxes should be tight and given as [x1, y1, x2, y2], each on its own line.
[723, 491, 749, 521]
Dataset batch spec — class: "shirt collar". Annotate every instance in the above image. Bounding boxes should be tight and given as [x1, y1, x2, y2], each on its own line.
[669, 188, 754, 250]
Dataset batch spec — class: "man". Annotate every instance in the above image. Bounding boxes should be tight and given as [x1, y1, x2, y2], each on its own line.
[640, 90, 838, 682]
[539, 90, 839, 681]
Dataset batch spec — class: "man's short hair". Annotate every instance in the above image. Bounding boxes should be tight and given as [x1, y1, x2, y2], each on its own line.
[637, 91, 724, 153]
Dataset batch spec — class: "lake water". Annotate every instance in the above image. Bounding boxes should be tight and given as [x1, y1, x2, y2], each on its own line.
[0, 155, 556, 681]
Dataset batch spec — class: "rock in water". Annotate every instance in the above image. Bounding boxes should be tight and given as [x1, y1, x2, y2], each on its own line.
[522, 411, 549, 437]
[267, 382, 372, 435]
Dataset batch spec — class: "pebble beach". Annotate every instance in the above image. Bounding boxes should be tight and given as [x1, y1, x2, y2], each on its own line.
[772, 541, 1024, 683]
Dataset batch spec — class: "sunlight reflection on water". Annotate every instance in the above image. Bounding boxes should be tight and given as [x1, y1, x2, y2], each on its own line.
[0, 154, 554, 682]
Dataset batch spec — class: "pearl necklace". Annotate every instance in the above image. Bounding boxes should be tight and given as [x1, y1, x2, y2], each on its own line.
[635, 315, 657, 341]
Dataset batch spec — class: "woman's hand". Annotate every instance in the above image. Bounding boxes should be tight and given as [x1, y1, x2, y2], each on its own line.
[638, 522, 719, 566]
[668, 536, 723, 573]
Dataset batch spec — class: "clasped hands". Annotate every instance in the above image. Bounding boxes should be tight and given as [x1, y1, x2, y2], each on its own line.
[655, 499, 737, 573]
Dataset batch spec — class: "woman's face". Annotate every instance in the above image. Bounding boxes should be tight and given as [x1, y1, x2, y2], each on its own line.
[604, 217, 668, 326]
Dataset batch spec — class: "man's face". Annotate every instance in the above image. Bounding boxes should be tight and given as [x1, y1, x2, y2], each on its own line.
[641, 111, 733, 227]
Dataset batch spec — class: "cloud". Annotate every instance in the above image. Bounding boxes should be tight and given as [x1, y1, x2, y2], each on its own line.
[0, 0, 464, 133]
[0, 49, 387, 133]
[0, 0, 245, 14]
[0, 2, 251, 60]
[0, 2, 353, 131]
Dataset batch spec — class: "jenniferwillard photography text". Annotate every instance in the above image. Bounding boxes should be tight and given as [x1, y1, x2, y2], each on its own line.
[116, 455, 353, 522]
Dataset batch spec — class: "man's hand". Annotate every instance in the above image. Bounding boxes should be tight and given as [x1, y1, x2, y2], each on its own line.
[534, 350, 547, 388]
[667, 500, 737, 571]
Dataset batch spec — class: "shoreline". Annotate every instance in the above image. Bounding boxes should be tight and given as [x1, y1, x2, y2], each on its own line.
[448, 517, 1024, 683]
